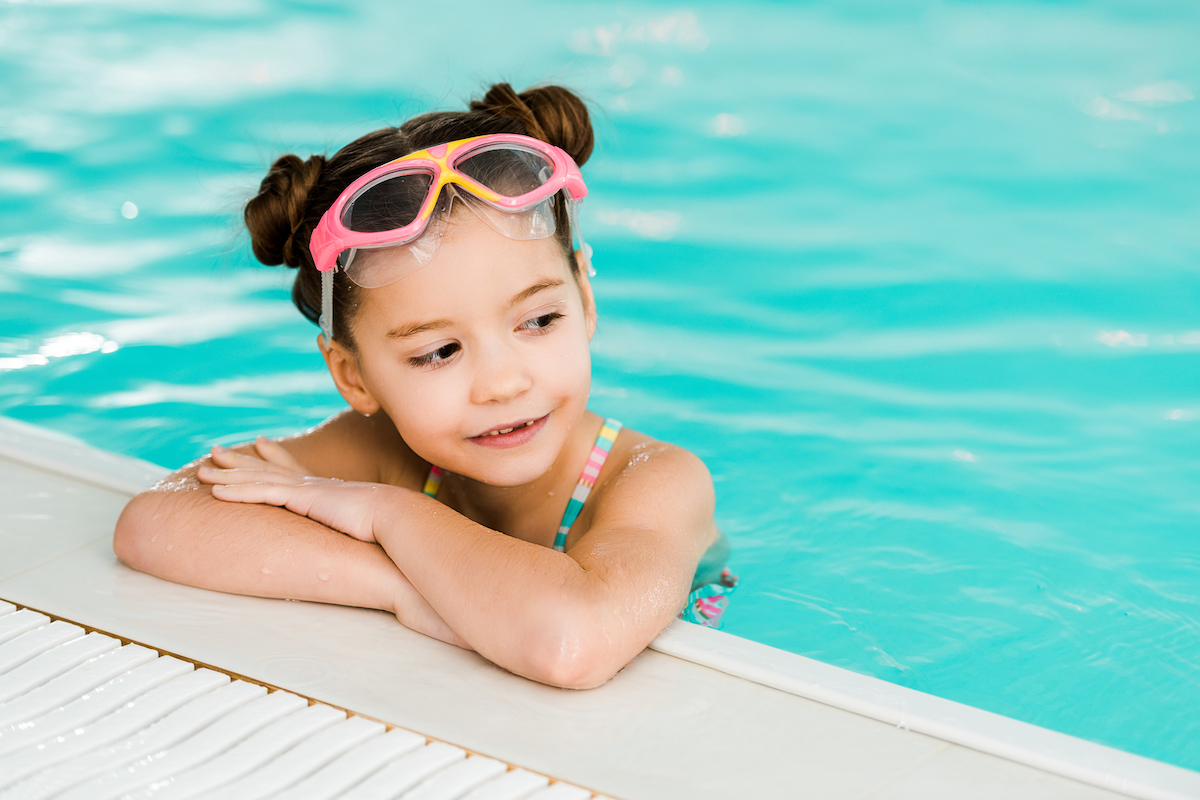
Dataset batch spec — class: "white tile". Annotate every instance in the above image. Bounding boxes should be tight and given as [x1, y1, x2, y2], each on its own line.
[0, 610, 49, 645]
[0, 457, 130, 580]
[400, 754, 507, 800]
[57, 689, 306, 800]
[0, 416, 168, 495]
[864, 745, 1136, 800]
[133, 703, 345, 800]
[0, 621, 83, 674]
[274, 727, 426, 800]
[0, 631, 119, 703]
[0, 655, 191, 763]
[343, 742, 466, 800]
[460, 768, 548, 800]
[214, 714, 387, 800]
[525, 784, 590, 800]
[4, 678, 257, 798]
[0, 641, 150, 726]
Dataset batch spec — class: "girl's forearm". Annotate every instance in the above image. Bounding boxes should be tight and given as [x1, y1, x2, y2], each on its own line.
[116, 484, 394, 609]
[372, 490, 622, 687]
[114, 481, 467, 647]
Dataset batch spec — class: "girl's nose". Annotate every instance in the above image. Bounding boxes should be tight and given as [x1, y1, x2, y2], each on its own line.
[470, 340, 533, 405]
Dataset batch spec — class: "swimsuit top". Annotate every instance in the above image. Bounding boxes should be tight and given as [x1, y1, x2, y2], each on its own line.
[422, 418, 623, 553]
[420, 417, 733, 593]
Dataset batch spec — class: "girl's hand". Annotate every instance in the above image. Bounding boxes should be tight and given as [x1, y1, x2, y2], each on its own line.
[196, 438, 387, 543]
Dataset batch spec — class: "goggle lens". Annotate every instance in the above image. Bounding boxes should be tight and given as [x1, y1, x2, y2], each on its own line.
[454, 143, 554, 198]
[339, 143, 557, 236]
[341, 170, 434, 233]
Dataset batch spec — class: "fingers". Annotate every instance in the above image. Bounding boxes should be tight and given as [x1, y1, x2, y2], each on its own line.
[206, 441, 308, 482]
[209, 481, 300, 509]
[253, 436, 312, 474]
[197, 464, 306, 486]
[208, 445, 268, 470]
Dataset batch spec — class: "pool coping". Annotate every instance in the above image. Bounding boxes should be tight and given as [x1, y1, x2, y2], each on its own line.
[2, 415, 1197, 800]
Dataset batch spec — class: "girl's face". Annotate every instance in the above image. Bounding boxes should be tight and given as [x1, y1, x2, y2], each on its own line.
[335, 211, 595, 487]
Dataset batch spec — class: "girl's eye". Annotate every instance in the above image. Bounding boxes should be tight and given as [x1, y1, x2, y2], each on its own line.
[409, 342, 460, 368]
[519, 312, 563, 333]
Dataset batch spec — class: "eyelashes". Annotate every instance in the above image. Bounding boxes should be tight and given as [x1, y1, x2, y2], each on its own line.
[407, 312, 565, 369]
[408, 342, 460, 368]
[519, 311, 564, 333]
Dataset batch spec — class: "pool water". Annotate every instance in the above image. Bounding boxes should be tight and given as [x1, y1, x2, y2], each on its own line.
[3, 0, 1198, 772]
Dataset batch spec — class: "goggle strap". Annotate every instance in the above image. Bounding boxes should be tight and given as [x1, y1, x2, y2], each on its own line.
[567, 195, 595, 277]
[320, 267, 334, 347]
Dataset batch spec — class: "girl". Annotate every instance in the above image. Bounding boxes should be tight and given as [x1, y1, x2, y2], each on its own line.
[114, 83, 736, 689]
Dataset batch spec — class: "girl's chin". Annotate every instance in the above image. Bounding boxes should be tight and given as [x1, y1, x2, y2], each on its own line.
[411, 441, 541, 486]
[454, 450, 559, 488]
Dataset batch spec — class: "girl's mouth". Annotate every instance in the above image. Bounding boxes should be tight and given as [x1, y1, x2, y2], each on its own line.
[469, 415, 548, 448]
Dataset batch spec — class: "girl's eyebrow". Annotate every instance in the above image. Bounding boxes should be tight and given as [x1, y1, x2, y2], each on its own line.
[387, 319, 453, 340]
[508, 278, 565, 309]
[387, 279, 566, 340]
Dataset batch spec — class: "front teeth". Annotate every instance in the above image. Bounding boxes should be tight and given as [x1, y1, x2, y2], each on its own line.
[483, 420, 536, 437]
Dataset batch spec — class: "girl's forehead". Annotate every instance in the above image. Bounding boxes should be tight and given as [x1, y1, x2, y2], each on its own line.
[358, 221, 574, 323]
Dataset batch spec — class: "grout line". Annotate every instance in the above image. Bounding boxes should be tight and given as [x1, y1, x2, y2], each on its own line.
[0, 596, 610, 798]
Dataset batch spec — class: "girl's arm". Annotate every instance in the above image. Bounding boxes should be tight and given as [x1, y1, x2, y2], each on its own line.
[204, 439, 714, 689]
[113, 420, 466, 648]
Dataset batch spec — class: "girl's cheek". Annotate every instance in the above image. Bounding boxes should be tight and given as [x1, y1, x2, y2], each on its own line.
[547, 339, 592, 400]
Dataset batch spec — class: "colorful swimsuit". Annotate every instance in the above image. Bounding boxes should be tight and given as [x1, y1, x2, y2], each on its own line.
[422, 418, 737, 628]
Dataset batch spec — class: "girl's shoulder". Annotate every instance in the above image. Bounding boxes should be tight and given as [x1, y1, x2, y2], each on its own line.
[587, 423, 716, 524]
[609, 424, 712, 482]
[566, 420, 719, 572]
[276, 410, 428, 490]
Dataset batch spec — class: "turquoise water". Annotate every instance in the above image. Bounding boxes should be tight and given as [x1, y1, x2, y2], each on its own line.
[3, 0, 1199, 771]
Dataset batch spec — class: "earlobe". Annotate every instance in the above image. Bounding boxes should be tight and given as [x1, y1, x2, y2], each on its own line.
[574, 250, 598, 341]
[317, 333, 381, 416]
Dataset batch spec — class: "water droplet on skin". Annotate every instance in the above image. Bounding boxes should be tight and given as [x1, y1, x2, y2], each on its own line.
[318, 573, 330, 581]
[150, 535, 158, 543]
[166, 543, 174, 551]
[261, 567, 272, 575]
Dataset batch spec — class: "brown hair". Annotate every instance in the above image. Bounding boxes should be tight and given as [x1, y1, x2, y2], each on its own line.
[244, 83, 593, 348]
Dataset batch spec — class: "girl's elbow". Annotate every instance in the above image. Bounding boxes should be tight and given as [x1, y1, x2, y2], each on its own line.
[523, 619, 625, 690]
[112, 492, 162, 571]
[526, 646, 608, 690]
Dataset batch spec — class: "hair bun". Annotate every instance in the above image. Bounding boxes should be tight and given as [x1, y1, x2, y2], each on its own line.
[244, 153, 327, 268]
[472, 83, 594, 167]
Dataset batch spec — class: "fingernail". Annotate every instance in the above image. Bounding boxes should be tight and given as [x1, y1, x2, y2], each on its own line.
[212, 444, 225, 452]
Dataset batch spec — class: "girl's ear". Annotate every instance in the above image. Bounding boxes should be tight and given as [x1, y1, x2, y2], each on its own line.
[574, 250, 598, 341]
[318, 334, 381, 416]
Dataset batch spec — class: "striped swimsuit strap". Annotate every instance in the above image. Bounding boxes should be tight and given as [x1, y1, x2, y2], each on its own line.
[420, 418, 624, 553]
[554, 418, 622, 552]
[422, 464, 444, 498]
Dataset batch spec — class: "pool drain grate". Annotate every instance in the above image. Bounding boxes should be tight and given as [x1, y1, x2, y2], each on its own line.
[0, 599, 606, 800]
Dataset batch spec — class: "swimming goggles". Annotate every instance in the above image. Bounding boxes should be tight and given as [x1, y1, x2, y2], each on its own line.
[309, 133, 591, 345]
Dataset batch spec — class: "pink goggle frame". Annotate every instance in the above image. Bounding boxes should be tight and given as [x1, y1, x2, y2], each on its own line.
[310, 134, 587, 275]
[309, 134, 590, 345]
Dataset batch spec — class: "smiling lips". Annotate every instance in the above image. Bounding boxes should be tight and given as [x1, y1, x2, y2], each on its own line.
[470, 415, 548, 448]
